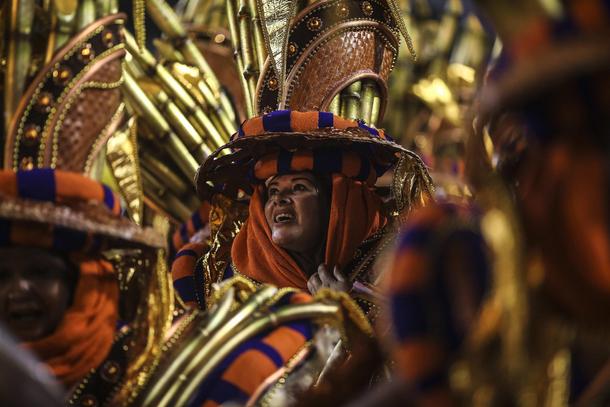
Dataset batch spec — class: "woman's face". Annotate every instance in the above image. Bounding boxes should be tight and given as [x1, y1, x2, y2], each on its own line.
[0, 247, 73, 341]
[264, 172, 327, 254]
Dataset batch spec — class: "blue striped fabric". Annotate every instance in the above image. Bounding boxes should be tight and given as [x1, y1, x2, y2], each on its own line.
[277, 149, 293, 174]
[391, 291, 429, 341]
[262, 110, 292, 132]
[174, 249, 199, 260]
[16, 168, 56, 202]
[318, 111, 334, 128]
[174, 276, 196, 302]
[102, 184, 115, 211]
[52, 227, 88, 251]
[313, 147, 342, 174]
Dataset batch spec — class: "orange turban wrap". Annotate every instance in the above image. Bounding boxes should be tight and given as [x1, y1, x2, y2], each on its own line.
[22, 257, 119, 388]
[231, 174, 385, 289]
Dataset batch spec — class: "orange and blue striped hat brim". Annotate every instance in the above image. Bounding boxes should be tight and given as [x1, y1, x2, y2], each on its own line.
[234, 110, 392, 141]
[0, 168, 127, 253]
[252, 148, 381, 186]
[0, 168, 121, 215]
[486, 0, 610, 95]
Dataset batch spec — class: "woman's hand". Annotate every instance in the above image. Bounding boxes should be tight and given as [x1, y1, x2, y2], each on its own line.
[307, 264, 351, 294]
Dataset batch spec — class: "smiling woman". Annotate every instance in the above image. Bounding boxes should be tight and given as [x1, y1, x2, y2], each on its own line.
[0, 247, 77, 342]
[263, 172, 329, 272]
[193, 111, 433, 318]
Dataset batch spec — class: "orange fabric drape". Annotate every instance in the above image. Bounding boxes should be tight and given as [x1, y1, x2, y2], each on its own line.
[23, 258, 119, 388]
[231, 174, 385, 289]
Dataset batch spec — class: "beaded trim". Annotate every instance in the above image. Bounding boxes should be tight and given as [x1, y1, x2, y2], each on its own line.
[256, 0, 399, 112]
[8, 15, 125, 171]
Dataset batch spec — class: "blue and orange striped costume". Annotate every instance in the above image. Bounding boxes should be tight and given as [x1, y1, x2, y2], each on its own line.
[186, 291, 314, 406]
[171, 203, 212, 253]
[387, 202, 490, 406]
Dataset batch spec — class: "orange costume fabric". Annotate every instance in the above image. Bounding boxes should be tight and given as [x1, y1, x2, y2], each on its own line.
[23, 257, 119, 388]
[231, 173, 385, 289]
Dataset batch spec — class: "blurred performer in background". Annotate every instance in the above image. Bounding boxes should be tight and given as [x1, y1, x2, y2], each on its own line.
[383, 0, 610, 406]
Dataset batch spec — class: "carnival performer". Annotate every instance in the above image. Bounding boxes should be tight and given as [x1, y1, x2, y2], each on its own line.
[382, 0, 610, 405]
[0, 11, 172, 404]
[170, 0, 433, 316]
[193, 110, 432, 317]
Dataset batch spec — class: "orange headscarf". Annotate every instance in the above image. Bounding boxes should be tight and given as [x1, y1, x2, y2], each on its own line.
[232, 174, 385, 289]
[23, 257, 119, 388]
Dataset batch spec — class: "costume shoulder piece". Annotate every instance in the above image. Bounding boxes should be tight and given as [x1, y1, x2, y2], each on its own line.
[130, 276, 373, 406]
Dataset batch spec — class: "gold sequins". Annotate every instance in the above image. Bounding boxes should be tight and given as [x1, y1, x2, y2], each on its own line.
[79, 394, 99, 407]
[307, 17, 322, 31]
[102, 29, 115, 47]
[20, 157, 34, 170]
[336, 3, 350, 18]
[100, 360, 121, 383]
[361, 1, 374, 16]
[23, 125, 40, 144]
[267, 77, 279, 91]
[36, 92, 53, 113]
[288, 42, 298, 56]
[79, 44, 95, 63]
[52, 66, 73, 85]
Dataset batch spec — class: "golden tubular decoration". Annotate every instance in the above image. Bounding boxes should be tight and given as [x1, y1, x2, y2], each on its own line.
[169, 62, 235, 142]
[238, 0, 259, 109]
[328, 94, 341, 115]
[341, 81, 362, 120]
[146, 0, 220, 93]
[75, 0, 96, 30]
[146, 0, 238, 124]
[105, 117, 144, 225]
[183, 0, 205, 22]
[248, 0, 267, 75]
[140, 287, 236, 405]
[122, 70, 199, 179]
[139, 153, 193, 199]
[371, 95, 381, 127]
[226, 0, 254, 117]
[5, 0, 35, 131]
[151, 285, 279, 406]
[53, 0, 78, 50]
[95, 0, 118, 17]
[153, 89, 212, 162]
[174, 302, 342, 406]
[141, 167, 193, 221]
[359, 80, 377, 124]
[124, 33, 230, 149]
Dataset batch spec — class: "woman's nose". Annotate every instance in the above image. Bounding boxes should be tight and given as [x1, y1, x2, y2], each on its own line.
[271, 188, 293, 205]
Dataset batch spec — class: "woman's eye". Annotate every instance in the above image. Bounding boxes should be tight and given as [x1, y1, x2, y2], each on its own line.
[268, 188, 279, 196]
[293, 184, 307, 192]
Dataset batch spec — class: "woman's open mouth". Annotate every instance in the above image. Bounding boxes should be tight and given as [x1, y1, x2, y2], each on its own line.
[7, 303, 44, 325]
[274, 211, 295, 224]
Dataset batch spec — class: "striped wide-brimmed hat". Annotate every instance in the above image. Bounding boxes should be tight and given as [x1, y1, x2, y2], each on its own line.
[478, 0, 610, 115]
[0, 168, 164, 253]
[196, 110, 429, 199]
